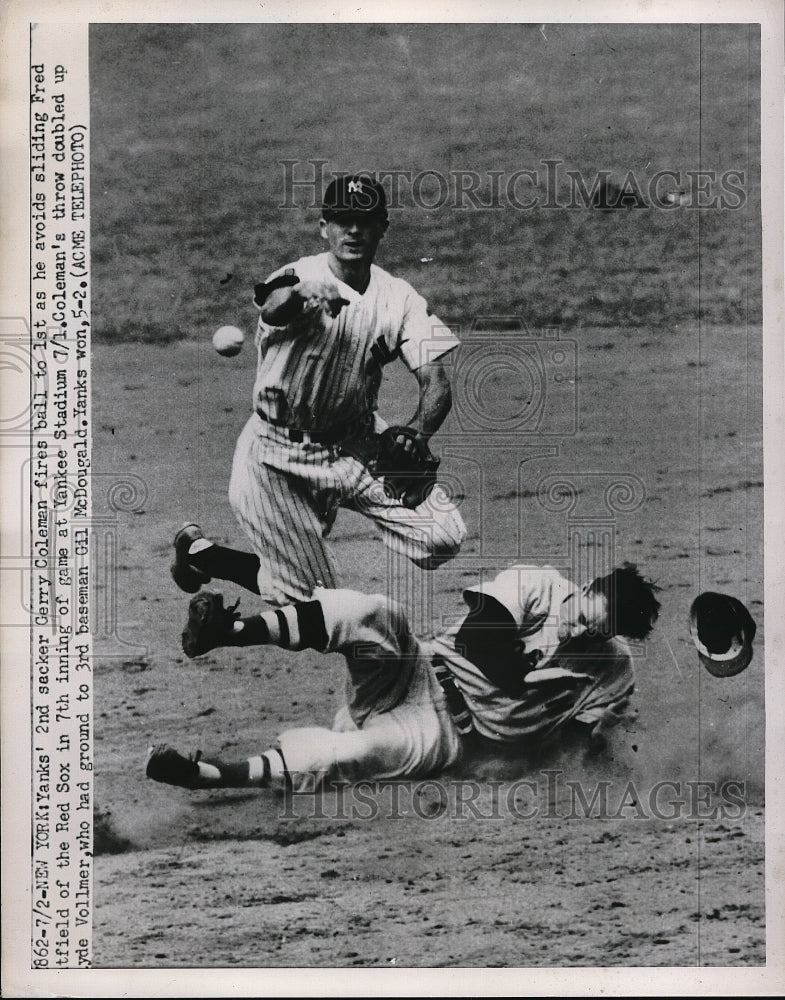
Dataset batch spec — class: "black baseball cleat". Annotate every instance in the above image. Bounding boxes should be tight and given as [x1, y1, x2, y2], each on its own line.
[146, 744, 202, 789]
[170, 522, 212, 594]
[181, 591, 240, 658]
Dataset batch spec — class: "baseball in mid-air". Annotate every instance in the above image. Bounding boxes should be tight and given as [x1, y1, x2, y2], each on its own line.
[212, 325, 245, 357]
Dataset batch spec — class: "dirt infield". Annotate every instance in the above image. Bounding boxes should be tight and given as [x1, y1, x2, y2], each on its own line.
[90, 323, 764, 968]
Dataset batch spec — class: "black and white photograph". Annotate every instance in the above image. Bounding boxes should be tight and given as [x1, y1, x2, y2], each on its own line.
[2, 1, 784, 995]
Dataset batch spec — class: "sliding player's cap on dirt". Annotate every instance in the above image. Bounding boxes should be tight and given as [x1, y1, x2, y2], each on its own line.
[689, 591, 757, 677]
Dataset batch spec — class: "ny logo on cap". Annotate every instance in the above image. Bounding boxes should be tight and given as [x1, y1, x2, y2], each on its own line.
[348, 180, 363, 194]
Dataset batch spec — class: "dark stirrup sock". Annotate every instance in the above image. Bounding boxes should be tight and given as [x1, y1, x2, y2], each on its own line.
[189, 544, 262, 594]
[228, 601, 329, 651]
[229, 615, 271, 646]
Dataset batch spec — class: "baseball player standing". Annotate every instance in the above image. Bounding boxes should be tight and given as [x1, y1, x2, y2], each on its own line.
[147, 562, 660, 792]
[172, 174, 466, 605]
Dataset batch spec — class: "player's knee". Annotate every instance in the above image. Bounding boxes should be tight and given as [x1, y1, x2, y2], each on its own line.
[437, 525, 465, 559]
[436, 506, 467, 549]
[354, 592, 404, 632]
[412, 549, 458, 570]
[415, 517, 466, 567]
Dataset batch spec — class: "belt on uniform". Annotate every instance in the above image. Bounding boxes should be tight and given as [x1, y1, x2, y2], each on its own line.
[432, 655, 474, 736]
[257, 411, 352, 446]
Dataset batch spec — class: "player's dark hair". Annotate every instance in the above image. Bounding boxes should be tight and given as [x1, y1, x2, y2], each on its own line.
[589, 563, 661, 641]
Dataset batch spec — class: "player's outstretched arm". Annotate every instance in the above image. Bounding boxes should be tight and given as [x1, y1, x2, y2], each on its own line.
[404, 358, 453, 444]
[261, 281, 349, 326]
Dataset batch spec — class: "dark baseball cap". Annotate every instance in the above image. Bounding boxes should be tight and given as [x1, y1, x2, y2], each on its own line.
[689, 591, 757, 677]
[322, 174, 388, 221]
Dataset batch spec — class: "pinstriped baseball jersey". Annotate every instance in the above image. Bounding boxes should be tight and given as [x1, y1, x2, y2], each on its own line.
[252, 253, 459, 430]
[226, 250, 467, 605]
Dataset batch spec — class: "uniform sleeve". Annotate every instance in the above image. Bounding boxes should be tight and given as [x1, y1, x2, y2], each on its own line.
[397, 286, 460, 371]
[462, 565, 563, 632]
[573, 639, 636, 725]
[516, 567, 562, 625]
[253, 262, 306, 343]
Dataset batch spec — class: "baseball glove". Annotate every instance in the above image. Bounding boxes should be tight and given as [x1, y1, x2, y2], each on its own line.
[342, 425, 440, 509]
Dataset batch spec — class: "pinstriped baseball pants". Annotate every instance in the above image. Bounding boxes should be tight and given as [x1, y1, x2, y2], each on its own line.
[228, 414, 466, 605]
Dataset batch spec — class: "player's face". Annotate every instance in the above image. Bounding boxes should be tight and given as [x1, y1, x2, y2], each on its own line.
[320, 213, 387, 265]
[557, 586, 611, 642]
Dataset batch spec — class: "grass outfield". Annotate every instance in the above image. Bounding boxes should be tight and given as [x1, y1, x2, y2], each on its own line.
[89, 23, 761, 342]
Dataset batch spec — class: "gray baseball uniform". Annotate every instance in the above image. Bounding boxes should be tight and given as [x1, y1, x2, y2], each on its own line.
[265, 565, 636, 792]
